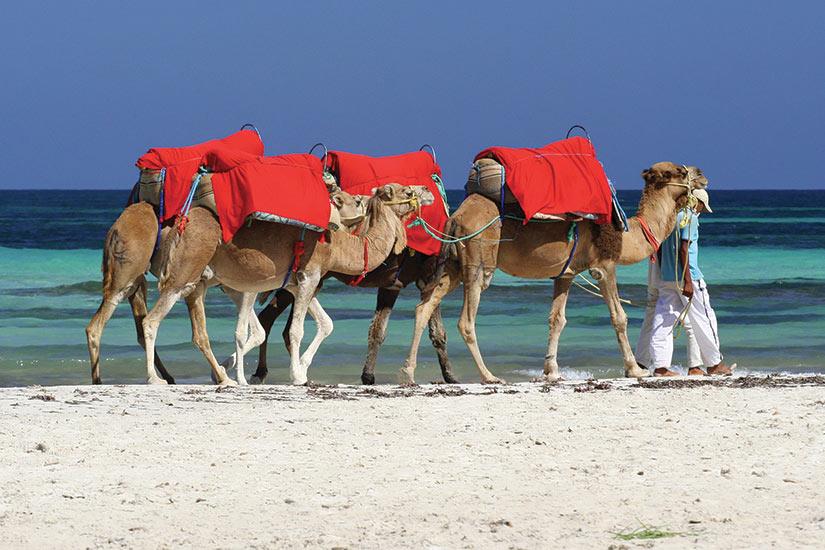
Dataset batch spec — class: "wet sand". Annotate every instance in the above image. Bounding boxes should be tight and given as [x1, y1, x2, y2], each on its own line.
[2, 376, 825, 548]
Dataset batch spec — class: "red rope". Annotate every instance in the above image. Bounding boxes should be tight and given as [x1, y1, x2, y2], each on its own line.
[637, 215, 660, 262]
[349, 238, 369, 286]
[175, 214, 189, 236]
[291, 240, 305, 273]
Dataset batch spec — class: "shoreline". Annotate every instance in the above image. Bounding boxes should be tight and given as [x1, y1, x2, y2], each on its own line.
[3, 375, 825, 548]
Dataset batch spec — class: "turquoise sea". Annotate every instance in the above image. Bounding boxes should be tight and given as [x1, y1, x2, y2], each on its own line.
[1, 189, 824, 386]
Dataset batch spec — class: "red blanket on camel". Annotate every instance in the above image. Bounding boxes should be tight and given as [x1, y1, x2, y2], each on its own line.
[201, 149, 330, 243]
[474, 136, 612, 224]
[325, 150, 448, 256]
[135, 129, 264, 223]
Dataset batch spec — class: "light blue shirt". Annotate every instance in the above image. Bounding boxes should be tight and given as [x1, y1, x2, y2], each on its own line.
[659, 210, 704, 282]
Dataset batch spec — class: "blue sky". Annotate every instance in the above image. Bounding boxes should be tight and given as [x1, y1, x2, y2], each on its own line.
[1, 1, 823, 189]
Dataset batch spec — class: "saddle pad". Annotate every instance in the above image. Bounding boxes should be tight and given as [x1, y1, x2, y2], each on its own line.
[205, 152, 330, 243]
[326, 150, 448, 255]
[135, 129, 264, 222]
[474, 136, 612, 224]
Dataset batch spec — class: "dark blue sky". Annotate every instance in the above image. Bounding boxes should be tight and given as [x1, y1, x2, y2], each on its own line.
[2, 2, 823, 190]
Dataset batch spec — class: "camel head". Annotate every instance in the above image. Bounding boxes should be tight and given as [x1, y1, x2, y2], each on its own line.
[641, 162, 697, 203]
[372, 183, 435, 218]
[329, 188, 367, 228]
[685, 166, 708, 190]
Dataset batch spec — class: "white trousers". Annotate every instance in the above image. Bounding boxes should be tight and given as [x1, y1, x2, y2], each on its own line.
[636, 261, 702, 369]
[649, 274, 723, 369]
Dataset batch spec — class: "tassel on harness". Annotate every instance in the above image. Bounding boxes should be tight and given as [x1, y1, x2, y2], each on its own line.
[278, 228, 307, 290]
[349, 237, 370, 286]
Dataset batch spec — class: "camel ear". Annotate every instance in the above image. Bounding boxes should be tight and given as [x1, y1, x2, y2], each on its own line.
[331, 193, 344, 208]
[382, 184, 394, 199]
[677, 165, 688, 179]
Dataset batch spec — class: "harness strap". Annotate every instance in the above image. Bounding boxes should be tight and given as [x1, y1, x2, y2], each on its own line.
[349, 237, 370, 286]
[637, 215, 660, 262]
[552, 222, 578, 280]
[126, 182, 140, 208]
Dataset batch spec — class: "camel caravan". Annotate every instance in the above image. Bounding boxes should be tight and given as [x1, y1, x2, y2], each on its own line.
[86, 125, 709, 386]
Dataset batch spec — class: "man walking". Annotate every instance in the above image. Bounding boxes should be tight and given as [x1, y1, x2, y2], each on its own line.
[648, 189, 733, 376]
[635, 258, 702, 373]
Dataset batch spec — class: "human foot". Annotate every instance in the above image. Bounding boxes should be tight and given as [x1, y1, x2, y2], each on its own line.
[707, 363, 733, 376]
[687, 367, 707, 376]
[654, 367, 679, 377]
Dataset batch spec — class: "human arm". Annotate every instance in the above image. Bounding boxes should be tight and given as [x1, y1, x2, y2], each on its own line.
[680, 239, 693, 298]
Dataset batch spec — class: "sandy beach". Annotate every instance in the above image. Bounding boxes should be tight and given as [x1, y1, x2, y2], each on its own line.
[1, 376, 823, 549]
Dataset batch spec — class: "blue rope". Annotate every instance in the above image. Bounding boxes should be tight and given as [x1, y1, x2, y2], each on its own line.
[552, 222, 578, 279]
[181, 167, 208, 218]
[408, 215, 499, 243]
[431, 173, 451, 216]
[608, 177, 629, 231]
[155, 168, 166, 252]
[499, 164, 506, 220]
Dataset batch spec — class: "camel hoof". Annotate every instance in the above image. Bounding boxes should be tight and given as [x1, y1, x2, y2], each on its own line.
[482, 377, 505, 385]
[236, 376, 248, 386]
[398, 368, 416, 386]
[442, 372, 460, 384]
[249, 375, 265, 385]
[147, 376, 168, 385]
[218, 378, 238, 387]
[625, 366, 650, 378]
[361, 372, 376, 385]
[291, 377, 308, 386]
[539, 373, 562, 383]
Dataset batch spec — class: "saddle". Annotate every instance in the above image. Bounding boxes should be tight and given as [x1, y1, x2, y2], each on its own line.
[467, 136, 613, 224]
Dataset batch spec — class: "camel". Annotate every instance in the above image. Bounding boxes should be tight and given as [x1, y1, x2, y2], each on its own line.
[250, 229, 457, 386]
[141, 183, 431, 386]
[86, 181, 364, 386]
[399, 162, 708, 384]
[85, 203, 222, 384]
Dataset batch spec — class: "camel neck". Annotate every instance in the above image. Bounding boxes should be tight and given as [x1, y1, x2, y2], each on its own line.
[619, 188, 679, 264]
[329, 201, 401, 276]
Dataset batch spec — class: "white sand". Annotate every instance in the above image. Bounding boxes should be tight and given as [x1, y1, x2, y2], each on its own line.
[2, 377, 825, 549]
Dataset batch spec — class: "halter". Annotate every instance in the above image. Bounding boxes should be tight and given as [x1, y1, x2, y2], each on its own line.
[662, 166, 700, 228]
[382, 194, 420, 212]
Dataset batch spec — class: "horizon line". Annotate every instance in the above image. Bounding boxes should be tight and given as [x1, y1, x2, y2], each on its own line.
[2, 187, 824, 192]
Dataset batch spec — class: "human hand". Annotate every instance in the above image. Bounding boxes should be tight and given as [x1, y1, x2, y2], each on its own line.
[682, 280, 694, 298]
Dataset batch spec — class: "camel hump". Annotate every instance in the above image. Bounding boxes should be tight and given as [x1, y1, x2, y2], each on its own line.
[465, 158, 517, 204]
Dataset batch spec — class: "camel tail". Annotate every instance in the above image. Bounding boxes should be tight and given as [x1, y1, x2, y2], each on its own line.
[431, 218, 458, 287]
[101, 228, 121, 296]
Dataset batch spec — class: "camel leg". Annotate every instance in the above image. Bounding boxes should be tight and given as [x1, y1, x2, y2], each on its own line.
[592, 266, 649, 378]
[184, 283, 235, 386]
[128, 277, 175, 384]
[400, 273, 457, 385]
[298, 298, 333, 370]
[361, 287, 400, 385]
[427, 304, 458, 384]
[223, 289, 265, 386]
[543, 277, 573, 381]
[251, 290, 293, 384]
[457, 267, 503, 384]
[86, 287, 130, 385]
[142, 288, 184, 385]
[287, 272, 321, 385]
